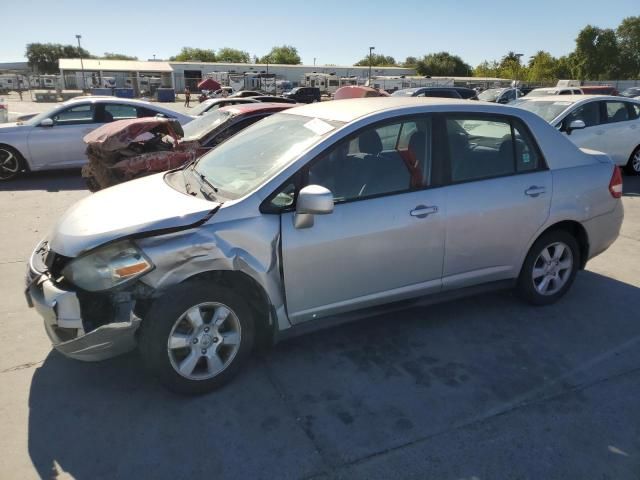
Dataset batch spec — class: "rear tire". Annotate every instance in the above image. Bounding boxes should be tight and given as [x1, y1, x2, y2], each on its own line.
[0, 145, 25, 181]
[516, 230, 580, 305]
[138, 281, 255, 395]
[625, 146, 640, 176]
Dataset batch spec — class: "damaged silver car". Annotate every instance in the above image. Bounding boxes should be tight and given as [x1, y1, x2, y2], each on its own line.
[26, 98, 624, 394]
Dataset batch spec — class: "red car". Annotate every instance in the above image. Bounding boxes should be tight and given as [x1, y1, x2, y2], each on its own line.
[580, 85, 618, 96]
[333, 86, 390, 100]
[83, 103, 294, 191]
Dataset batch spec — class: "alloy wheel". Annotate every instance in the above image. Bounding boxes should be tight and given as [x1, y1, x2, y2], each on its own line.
[632, 150, 640, 173]
[531, 242, 573, 296]
[0, 148, 20, 180]
[167, 302, 242, 380]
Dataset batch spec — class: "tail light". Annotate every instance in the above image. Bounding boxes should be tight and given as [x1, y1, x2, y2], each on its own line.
[609, 165, 623, 199]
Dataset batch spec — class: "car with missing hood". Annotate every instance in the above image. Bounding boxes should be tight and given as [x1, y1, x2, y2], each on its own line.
[0, 97, 194, 181]
[82, 102, 294, 190]
[26, 97, 623, 394]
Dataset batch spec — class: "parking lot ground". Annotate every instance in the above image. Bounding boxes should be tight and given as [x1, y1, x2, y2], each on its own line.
[0, 173, 639, 479]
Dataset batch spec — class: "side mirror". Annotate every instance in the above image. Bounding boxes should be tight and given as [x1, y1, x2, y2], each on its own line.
[294, 185, 334, 229]
[566, 119, 586, 135]
[39, 118, 54, 127]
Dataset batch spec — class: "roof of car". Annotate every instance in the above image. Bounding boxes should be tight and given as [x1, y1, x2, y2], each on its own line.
[517, 94, 635, 104]
[281, 97, 494, 122]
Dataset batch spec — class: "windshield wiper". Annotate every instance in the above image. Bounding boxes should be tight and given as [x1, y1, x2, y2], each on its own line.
[190, 166, 219, 201]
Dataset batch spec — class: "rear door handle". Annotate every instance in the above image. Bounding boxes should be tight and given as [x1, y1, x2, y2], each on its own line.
[410, 205, 438, 218]
[525, 186, 546, 197]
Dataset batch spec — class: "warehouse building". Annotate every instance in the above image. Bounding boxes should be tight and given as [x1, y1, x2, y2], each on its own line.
[59, 58, 416, 91]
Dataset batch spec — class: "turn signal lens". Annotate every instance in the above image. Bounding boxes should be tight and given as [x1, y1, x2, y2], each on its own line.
[609, 166, 623, 199]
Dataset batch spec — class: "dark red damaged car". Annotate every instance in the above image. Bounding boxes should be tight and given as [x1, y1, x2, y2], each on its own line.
[82, 103, 294, 191]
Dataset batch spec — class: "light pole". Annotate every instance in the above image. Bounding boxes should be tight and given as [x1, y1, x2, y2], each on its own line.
[76, 34, 86, 91]
[368, 46, 375, 85]
[514, 53, 523, 100]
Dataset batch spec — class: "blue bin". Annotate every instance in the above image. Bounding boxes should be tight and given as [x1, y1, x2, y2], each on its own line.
[114, 88, 134, 98]
[156, 88, 175, 102]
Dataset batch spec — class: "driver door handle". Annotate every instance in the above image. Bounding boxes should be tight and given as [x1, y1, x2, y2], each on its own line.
[525, 186, 546, 197]
[410, 205, 438, 218]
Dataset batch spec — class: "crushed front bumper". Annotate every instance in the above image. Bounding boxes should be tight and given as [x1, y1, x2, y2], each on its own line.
[26, 269, 141, 362]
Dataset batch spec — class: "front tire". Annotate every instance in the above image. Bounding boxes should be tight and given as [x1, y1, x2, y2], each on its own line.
[0, 145, 25, 181]
[139, 282, 255, 395]
[625, 146, 640, 176]
[517, 230, 580, 305]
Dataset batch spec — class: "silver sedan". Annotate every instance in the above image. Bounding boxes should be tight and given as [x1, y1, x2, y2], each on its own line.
[26, 98, 623, 393]
[0, 97, 194, 180]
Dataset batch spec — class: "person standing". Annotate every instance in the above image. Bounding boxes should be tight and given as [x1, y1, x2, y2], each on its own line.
[184, 87, 191, 107]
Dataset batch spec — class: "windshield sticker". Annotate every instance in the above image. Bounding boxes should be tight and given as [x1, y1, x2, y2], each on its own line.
[304, 118, 334, 136]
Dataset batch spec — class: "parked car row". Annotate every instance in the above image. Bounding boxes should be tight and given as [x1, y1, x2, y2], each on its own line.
[25, 97, 624, 394]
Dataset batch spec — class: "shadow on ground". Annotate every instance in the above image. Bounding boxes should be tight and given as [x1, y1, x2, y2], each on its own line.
[28, 271, 640, 479]
[623, 173, 640, 196]
[0, 170, 86, 192]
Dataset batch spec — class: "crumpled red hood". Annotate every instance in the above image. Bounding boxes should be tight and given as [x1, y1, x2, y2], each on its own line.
[83, 117, 184, 151]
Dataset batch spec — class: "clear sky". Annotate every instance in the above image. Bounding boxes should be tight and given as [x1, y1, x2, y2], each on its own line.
[2, 0, 639, 67]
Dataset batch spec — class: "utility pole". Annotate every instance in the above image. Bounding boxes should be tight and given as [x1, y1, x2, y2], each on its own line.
[368, 46, 375, 85]
[76, 34, 85, 91]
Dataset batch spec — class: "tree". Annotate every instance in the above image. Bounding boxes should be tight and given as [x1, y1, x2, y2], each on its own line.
[415, 52, 472, 76]
[403, 56, 418, 68]
[102, 52, 138, 60]
[473, 60, 500, 77]
[216, 47, 250, 63]
[617, 16, 640, 78]
[497, 51, 527, 80]
[527, 51, 558, 82]
[354, 53, 396, 66]
[259, 45, 301, 64]
[574, 25, 621, 79]
[169, 47, 217, 62]
[26, 43, 92, 74]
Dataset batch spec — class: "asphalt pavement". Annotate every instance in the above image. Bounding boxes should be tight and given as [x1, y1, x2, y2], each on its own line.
[0, 168, 639, 479]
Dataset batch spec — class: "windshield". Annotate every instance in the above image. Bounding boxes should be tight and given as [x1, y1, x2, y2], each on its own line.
[391, 89, 415, 97]
[181, 109, 232, 141]
[478, 89, 502, 101]
[193, 113, 343, 200]
[191, 100, 216, 116]
[620, 88, 640, 98]
[515, 100, 573, 122]
[526, 89, 556, 97]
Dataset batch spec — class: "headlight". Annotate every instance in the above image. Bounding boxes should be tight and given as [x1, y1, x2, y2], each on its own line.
[61, 240, 153, 292]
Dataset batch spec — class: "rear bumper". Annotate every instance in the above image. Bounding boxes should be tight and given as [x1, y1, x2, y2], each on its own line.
[26, 271, 140, 362]
[584, 201, 624, 261]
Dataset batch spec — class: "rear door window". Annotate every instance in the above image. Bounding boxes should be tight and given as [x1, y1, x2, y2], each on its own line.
[605, 102, 630, 123]
[103, 104, 137, 121]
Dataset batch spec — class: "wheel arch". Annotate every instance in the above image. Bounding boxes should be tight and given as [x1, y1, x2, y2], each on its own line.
[137, 270, 276, 348]
[0, 143, 30, 172]
[533, 220, 589, 269]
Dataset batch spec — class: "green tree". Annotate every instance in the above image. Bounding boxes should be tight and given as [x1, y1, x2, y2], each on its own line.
[617, 16, 640, 78]
[402, 56, 418, 67]
[527, 51, 558, 82]
[473, 60, 500, 77]
[354, 53, 396, 66]
[555, 54, 579, 80]
[102, 52, 138, 60]
[216, 47, 250, 63]
[169, 47, 217, 62]
[574, 26, 621, 79]
[259, 45, 301, 64]
[26, 42, 92, 74]
[415, 52, 472, 76]
[498, 51, 527, 80]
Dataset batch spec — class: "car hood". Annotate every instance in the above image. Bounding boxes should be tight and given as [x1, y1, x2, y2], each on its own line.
[0, 122, 30, 134]
[49, 173, 219, 257]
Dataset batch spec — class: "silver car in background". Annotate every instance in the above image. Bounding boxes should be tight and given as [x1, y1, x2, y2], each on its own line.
[515, 95, 640, 175]
[26, 98, 623, 394]
[0, 97, 194, 180]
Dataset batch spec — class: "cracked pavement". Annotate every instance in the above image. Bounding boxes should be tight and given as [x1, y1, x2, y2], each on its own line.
[0, 171, 639, 480]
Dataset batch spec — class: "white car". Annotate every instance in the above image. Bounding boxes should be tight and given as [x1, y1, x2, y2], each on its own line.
[524, 87, 583, 98]
[0, 97, 194, 181]
[515, 95, 640, 175]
